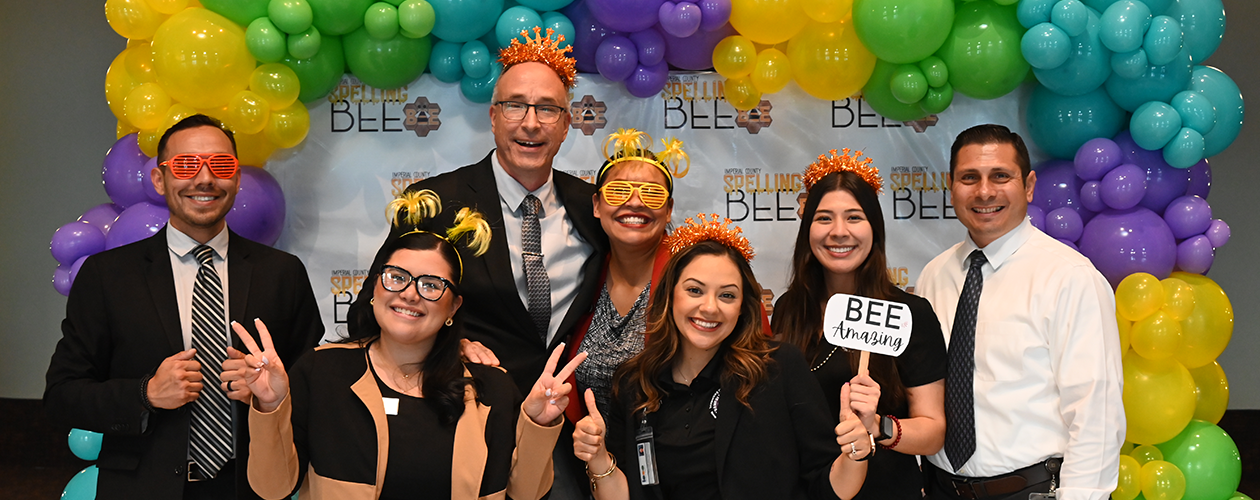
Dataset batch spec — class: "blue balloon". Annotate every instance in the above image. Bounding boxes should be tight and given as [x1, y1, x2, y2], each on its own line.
[1099, 0, 1150, 53]
[62, 466, 99, 500]
[1110, 48, 1147, 79]
[1027, 84, 1127, 159]
[460, 40, 491, 79]
[1170, 89, 1216, 135]
[1165, 0, 1224, 63]
[429, 40, 465, 83]
[1019, 0, 1057, 28]
[496, 6, 544, 48]
[1130, 101, 1182, 150]
[1142, 15, 1181, 65]
[460, 61, 501, 103]
[1141, 0, 1174, 14]
[68, 429, 103, 461]
[1051, 0, 1089, 37]
[518, 0, 575, 12]
[430, 0, 504, 42]
[1033, 7, 1111, 96]
[1023, 23, 1071, 69]
[1163, 127, 1205, 168]
[1188, 65, 1243, 156]
[1104, 46, 1191, 111]
[541, 11, 576, 49]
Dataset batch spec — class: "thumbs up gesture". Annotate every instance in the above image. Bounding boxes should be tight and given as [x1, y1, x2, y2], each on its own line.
[573, 389, 611, 465]
[835, 383, 872, 461]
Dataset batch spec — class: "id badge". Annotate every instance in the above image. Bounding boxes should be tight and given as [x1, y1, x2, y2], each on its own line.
[635, 419, 660, 486]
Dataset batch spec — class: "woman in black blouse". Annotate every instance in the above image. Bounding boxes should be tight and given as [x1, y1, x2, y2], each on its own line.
[772, 154, 948, 500]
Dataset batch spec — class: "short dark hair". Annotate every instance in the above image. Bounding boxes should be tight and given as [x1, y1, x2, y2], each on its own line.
[949, 124, 1031, 180]
[156, 114, 237, 162]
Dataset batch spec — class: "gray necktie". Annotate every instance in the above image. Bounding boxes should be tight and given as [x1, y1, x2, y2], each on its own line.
[521, 195, 551, 340]
[188, 244, 231, 480]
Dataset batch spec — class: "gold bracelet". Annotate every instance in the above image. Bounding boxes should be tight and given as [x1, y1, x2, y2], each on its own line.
[585, 453, 617, 492]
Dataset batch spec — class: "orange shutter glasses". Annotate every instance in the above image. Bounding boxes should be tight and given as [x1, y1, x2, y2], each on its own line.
[160, 154, 240, 180]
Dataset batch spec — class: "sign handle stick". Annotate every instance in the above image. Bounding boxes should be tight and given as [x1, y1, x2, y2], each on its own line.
[858, 350, 870, 376]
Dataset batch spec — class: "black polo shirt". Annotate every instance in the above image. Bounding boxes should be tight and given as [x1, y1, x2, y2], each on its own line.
[651, 352, 724, 500]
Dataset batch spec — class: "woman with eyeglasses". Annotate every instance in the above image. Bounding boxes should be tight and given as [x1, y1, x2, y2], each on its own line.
[230, 191, 586, 500]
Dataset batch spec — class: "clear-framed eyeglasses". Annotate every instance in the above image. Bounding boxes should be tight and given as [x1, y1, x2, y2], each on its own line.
[379, 265, 456, 302]
[495, 101, 566, 124]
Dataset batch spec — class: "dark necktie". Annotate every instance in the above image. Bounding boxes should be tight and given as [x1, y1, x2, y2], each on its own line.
[521, 195, 551, 340]
[944, 249, 986, 472]
[188, 244, 231, 480]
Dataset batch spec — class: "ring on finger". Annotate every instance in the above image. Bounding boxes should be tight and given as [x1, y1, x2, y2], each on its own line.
[226, 380, 234, 392]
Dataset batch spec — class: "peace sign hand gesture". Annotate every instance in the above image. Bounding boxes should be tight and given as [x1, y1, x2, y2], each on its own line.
[229, 319, 289, 413]
[523, 343, 587, 427]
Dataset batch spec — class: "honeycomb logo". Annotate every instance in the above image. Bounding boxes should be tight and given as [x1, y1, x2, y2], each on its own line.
[570, 95, 607, 136]
[906, 115, 939, 133]
[736, 100, 773, 134]
[403, 97, 442, 137]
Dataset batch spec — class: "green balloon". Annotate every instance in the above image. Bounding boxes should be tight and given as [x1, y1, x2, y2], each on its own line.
[921, 83, 953, 114]
[309, 0, 374, 36]
[861, 59, 929, 122]
[247, 17, 288, 63]
[365, 3, 400, 40]
[853, 0, 955, 64]
[919, 56, 948, 87]
[890, 64, 928, 104]
[935, 0, 1029, 100]
[343, 27, 431, 89]
[1155, 420, 1242, 500]
[282, 34, 346, 103]
[1228, 493, 1253, 500]
[269, 0, 313, 34]
[288, 26, 323, 59]
[201, 0, 270, 26]
[398, 0, 436, 38]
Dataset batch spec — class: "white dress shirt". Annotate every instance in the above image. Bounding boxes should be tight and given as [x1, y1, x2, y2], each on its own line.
[917, 218, 1125, 500]
[166, 226, 231, 351]
[491, 154, 594, 344]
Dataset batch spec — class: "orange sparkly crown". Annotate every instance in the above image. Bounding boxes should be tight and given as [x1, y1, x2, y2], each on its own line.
[664, 213, 755, 262]
[498, 26, 578, 89]
[802, 148, 882, 194]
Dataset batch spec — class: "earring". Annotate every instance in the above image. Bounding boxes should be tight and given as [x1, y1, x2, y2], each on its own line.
[370, 298, 375, 305]
[445, 318, 453, 327]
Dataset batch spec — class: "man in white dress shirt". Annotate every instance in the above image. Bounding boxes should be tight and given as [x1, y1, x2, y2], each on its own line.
[916, 124, 1124, 500]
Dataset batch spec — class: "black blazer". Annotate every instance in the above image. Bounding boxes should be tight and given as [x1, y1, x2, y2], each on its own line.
[607, 345, 846, 500]
[370, 152, 608, 392]
[44, 227, 325, 500]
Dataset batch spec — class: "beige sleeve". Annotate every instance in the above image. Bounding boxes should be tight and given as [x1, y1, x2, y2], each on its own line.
[247, 395, 302, 500]
[504, 410, 563, 500]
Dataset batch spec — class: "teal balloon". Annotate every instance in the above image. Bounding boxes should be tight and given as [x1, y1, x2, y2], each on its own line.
[1051, 0, 1089, 37]
[853, 0, 955, 64]
[919, 56, 948, 87]
[343, 27, 431, 89]
[1099, 0, 1151, 53]
[201, 0, 270, 26]
[1022, 22, 1071, 69]
[1143, 15, 1181, 66]
[541, 11, 575, 49]
[1163, 127, 1204, 168]
[518, 0, 575, 12]
[1018, 0, 1056, 28]
[430, 0, 504, 42]
[936, 0, 1029, 100]
[1154, 420, 1241, 500]
[62, 466, 99, 500]
[288, 25, 323, 59]
[1104, 46, 1191, 111]
[461, 62, 501, 103]
[1188, 65, 1243, 156]
[890, 64, 928, 104]
[365, 3, 400, 40]
[269, 0, 314, 34]
[282, 34, 346, 102]
[496, 6, 544, 48]
[1165, 0, 1224, 63]
[1080, 0, 1120, 11]
[1130, 101, 1181, 150]
[1170, 89, 1216, 135]
[1027, 83, 1125, 159]
[247, 17, 288, 63]
[1033, 7, 1110, 96]
[428, 40, 465, 82]
[67, 429, 102, 461]
[922, 83, 954, 114]
[861, 59, 930, 122]
[460, 40, 492, 79]
[1142, 0, 1173, 14]
[309, 0, 374, 36]
[1111, 47, 1146, 78]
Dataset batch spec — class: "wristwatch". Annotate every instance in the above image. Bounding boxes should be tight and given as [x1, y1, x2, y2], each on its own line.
[877, 415, 894, 441]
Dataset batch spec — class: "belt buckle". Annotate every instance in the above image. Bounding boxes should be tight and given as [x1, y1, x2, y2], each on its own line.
[188, 462, 209, 482]
[951, 478, 990, 500]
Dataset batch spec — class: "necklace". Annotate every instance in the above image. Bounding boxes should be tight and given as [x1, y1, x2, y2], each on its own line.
[811, 346, 839, 372]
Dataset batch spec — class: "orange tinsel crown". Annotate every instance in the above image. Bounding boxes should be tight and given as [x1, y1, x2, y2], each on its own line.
[498, 26, 578, 89]
[802, 148, 883, 195]
[664, 213, 755, 262]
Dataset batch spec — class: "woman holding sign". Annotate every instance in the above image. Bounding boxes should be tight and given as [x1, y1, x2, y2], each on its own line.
[773, 150, 948, 500]
[572, 214, 872, 500]
[231, 191, 582, 500]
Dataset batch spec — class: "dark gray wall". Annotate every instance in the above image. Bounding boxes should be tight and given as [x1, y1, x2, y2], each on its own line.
[3, 1, 1257, 407]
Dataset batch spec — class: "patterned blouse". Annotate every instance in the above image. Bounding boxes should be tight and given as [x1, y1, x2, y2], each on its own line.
[575, 282, 651, 417]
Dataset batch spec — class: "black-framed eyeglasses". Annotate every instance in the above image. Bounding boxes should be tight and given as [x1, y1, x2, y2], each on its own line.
[379, 265, 456, 302]
[495, 101, 566, 124]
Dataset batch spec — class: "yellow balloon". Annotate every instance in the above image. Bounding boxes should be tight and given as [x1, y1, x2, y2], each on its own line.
[1120, 441, 1135, 455]
[729, 0, 808, 44]
[751, 48, 792, 94]
[800, 0, 852, 23]
[1160, 278, 1196, 321]
[1188, 360, 1229, 424]
[146, 0, 190, 15]
[265, 102, 311, 149]
[1140, 461, 1186, 500]
[1114, 455, 1141, 500]
[1122, 349, 1196, 444]
[1170, 272, 1233, 369]
[196, 105, 234, 126]
[105, 0, 170, 40]
[106, 50, 141, 126]
[152, 8, 256, 109]
[235, 132, 279, 166]
[125, 41, 158, 83]
[117, 120, 141, 139]
[1130, 444, 1163, 465]
[1130, 310, 1182, 361]
[713, 36, 758, 79]
[723, 76, 763, 111]
[1116, 272, 1164, 321]
[249, 64, 302, 111]
[159, 103, 199, 136]
[229, 90, 271, 135]
[1117, 312, 1132, 352]
[138, 128, 162, 157]
[787, 18, 875, 101]
[125, 83, 173, 130]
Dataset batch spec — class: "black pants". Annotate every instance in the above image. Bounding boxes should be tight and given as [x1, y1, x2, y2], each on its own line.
[923, 460, 1054, 500]
[183, 460, 238, 500]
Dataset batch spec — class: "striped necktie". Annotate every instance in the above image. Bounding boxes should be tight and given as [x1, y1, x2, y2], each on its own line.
[188, 244, 232, 480]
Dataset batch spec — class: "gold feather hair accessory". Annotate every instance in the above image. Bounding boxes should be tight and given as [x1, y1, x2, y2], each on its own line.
[498, 26, 578, 89]
[386, 190, 494, 281]
[598, 128, 690, 190]
[802, 148, 883, 195]
[663, 213, 755, 262]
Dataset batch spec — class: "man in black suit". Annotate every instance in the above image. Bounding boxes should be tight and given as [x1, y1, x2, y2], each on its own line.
[45, 115, 324, 499]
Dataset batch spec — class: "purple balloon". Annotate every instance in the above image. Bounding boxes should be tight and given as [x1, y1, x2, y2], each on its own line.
[589, 0, 664, 33]
[226, 166, 287, 246]
[658, 1, 702, 38]
[697, 0, 730, 31]
[1099, 163, 1147, 210]
[1185, 158, 1211, 198]
[562, 0, 622, 73]
[53, 264, 73, 296]
[141, 157, 167, 206]
[105, 202, 169, 250]
[78, 203, 122, 235]
[624, 59, 669, 98]
[1205, 219, 1230, 248]
[1032, 159, 1096, 223]
[1113, 131, 1190, 213]
[1074, 137, 1123, 181]
[1078, 207, 1178, 287]
[1176, 234, 1214, 274]
[629, 27, 666, 66]
[596, 35, 638, 81]
[1163, 195, 1212, 239]
[1057, 238, 1080, 252]
[1045, 206, 1084, 242]
[662, 22, 734, 70]
[69, 256, 89, 292]
[50, 221, 107, 267]
[102, 134, 152, 209]
[1080, 180, 1105, 212]
[1027, 205, 1046, 231]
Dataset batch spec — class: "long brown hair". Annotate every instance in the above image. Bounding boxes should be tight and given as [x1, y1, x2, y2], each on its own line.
[614, 240, 775, 415]
[772, 171, 906, 412]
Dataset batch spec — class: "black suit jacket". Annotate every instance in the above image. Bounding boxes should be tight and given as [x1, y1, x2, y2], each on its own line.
[379, 152, 608, 392]
[44, 227, 325, 500]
